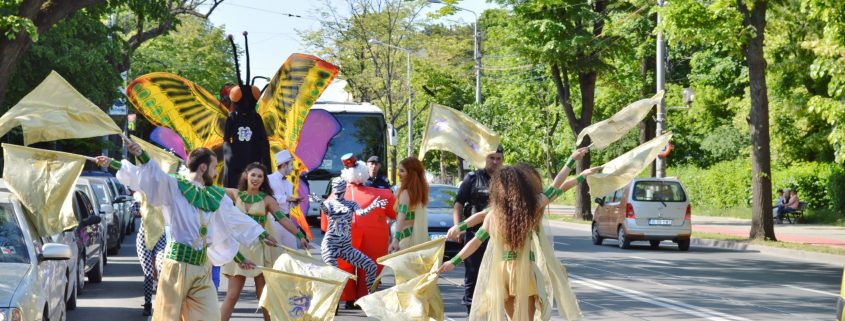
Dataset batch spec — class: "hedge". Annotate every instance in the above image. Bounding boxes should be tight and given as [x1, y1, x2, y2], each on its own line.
[667, 160, 845, 213]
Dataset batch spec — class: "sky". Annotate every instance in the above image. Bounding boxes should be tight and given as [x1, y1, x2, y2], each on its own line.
[204, 0, 500, 99]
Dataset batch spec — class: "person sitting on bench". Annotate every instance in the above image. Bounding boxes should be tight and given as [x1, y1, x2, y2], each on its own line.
[775, 189, 799, 224]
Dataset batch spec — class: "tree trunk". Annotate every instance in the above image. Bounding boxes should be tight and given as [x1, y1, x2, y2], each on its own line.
[574, 71, 597, 220]
[741, 0, 776, 240]
[456, 156, 466, 181]
[439, 151, 446, 184]
[639, 57, 657, 177]
[390, 145, 398, 185]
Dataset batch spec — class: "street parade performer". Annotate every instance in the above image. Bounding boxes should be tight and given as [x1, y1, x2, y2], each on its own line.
[266, 150, 304, 249]
[335, 154, 397, 308]
[389, 156, 429, 252]
[97, 141, 278, 321]
[441, 147, 598, 321]
[321, 177, 388, 308]
[220, 162, 310, 321]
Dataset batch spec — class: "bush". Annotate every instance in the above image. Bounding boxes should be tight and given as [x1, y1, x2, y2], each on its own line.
[668, 159, 845, 213]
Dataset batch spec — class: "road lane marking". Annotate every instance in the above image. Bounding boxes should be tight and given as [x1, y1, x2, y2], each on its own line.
[629, 255, 672, 265]
[555, 241, 571, 246]
[571, 274, 753, 321]
[783, 284, 838, 297]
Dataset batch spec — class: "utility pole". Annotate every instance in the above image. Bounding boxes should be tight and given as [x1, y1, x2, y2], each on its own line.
[406, 49, 413, 157]
[655, 0, 667, 178]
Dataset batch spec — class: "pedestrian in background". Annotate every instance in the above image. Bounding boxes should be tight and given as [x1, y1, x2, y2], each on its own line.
[364, 156, 391, 189]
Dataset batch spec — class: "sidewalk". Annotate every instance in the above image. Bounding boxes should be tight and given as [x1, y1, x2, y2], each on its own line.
[546, 204, 845, 249]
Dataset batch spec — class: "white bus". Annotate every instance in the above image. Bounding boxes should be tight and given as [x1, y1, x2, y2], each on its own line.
[304, 101, 389, 223]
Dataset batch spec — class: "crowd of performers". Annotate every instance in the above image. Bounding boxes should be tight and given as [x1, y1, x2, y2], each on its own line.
[96, 136, 599, 321]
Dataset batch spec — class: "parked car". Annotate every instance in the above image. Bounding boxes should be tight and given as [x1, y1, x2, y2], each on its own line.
[0, 186, 72, 321]
[591, 178, 692, 251]
[388, 184, 462, 258]
[77, 177, 121, 256]
[72, 189, 105, 287]
[82, 171, 134, 236]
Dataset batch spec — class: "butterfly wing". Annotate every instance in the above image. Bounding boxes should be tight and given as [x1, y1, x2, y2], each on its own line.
[150, 126, 188, 160]
[126, 72, 228, 152]
[259, 53, 338, 164]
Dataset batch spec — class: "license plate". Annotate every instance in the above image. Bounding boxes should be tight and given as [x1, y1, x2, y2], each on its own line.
[429, 233, 447, 240]
[648, 219, 672, 226]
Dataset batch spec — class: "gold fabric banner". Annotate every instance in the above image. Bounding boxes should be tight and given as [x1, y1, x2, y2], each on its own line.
[130, 135, 180, 250]
[259, 267, 342, 321]
[576, 91, 664, 149]
[2, 144, 84, 236]
[587, 133, 673, 198]
[0, 71, 121, 145]
[418, 104, 499, 168]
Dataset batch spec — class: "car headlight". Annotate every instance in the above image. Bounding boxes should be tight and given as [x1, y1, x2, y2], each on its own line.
[0, 308, 22, 321]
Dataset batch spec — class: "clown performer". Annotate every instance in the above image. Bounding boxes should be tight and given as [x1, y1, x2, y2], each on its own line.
[334, 154, 397, 309]
[388, 156, 429, 252]
[266, 150, 305, 249]
[321, 176, 388, 309]
[220, 162, 310, 321]
[441, 148, 598, 321]
[97, 141, 278, 321]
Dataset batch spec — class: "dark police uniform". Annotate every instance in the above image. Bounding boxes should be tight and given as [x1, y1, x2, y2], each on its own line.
[454, 169, 492, 309]
[364, 175, 391, 189]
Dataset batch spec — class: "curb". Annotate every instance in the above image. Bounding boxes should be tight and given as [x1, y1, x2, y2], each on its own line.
[547, 220, 845, 266]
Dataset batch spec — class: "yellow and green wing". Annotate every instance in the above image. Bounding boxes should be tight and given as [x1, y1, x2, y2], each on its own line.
[126, 72, 229, 151]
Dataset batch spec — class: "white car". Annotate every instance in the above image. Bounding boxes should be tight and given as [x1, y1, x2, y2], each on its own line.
[591, 177, 692, 251]
[0, 189, 72, 321]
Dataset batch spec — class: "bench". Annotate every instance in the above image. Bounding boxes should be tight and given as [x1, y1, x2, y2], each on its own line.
[784, 201, 808, 224]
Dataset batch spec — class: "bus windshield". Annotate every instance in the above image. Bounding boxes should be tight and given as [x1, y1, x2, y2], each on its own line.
[307, 112, 387, 179]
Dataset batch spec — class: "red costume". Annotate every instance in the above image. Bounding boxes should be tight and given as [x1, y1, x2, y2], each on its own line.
[322, 183, 396, 301]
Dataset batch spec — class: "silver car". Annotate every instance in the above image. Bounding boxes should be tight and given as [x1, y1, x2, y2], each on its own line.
[0, 190, 72, 321]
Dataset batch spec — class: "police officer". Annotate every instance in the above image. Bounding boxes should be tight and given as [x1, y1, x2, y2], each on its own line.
[452, 145, 504, 314]
[364, 156, 391, 189]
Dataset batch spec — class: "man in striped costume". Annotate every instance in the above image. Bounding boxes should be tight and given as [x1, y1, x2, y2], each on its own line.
[98, 142, 276, 321]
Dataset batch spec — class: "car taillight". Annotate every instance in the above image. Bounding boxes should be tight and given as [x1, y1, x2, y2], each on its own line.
[626, 203, 636, 219]
[685, 204, 692, 220]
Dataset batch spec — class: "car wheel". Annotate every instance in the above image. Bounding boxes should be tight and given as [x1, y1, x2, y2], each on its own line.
[107, 244, 119, 256]
[87, 253, 104, 283]
[678, 239, 690, 251]
[591, 223, 603, 245]
[649, 240, 661, 249]
[77, 256, 85, 291]
[617, 226, 630, 249]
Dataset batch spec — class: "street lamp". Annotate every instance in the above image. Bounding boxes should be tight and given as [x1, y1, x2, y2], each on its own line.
[369, 39, 414, 157]
[426, 0, 481, 105]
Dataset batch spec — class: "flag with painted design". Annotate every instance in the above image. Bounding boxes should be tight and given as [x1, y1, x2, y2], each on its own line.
[259, 267, 342, 321]
[418, 104, 499, 168]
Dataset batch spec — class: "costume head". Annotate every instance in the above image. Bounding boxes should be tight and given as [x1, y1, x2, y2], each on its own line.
[227, 32, 261, 115]
[341, 161, 369, 186]
[331, 177, 347, 197]
[275, 150, 294, 176]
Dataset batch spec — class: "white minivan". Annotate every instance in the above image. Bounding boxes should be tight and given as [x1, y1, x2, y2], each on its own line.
[591, 178, 692, 251]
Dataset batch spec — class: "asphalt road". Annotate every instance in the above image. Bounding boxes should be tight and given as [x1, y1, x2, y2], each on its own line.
[68, 218, 841, 320]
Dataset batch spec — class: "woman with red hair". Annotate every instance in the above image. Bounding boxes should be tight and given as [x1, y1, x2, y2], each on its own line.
[389, 157, 430, 252]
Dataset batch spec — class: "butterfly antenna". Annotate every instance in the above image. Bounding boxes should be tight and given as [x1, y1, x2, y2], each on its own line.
[243, 31, 251, 85]
[227, 34, 244, 86]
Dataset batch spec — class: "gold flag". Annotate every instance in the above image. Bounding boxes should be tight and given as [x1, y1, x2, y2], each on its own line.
[268, 246, 356, 315]
[586, 133, 672, 197]
[129, 135, 180, 250]
[576, 91, 664, 149]
[356, 272, 442, 321]
[359, 238, 446, 321]
[418, 104, 499, 168]
[376, 238, 446, 285]
[259, 267, 342, 321]
[1, 144, 85, 236]
[0, 71, 122, 145]
[130, 135, 181, 174]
